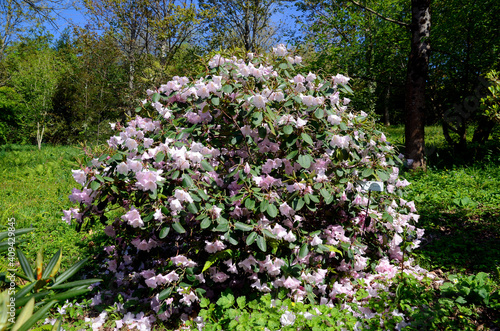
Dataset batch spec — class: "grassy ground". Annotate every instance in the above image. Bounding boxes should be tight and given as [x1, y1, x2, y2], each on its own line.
[384, 125, 500, 275]
[1, 129, 499, 329]
[0, 144, 100, 269]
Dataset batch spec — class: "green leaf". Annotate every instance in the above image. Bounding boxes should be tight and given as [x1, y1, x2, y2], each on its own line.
[314, 108, 324, 119]
[172, 222, 186, 234]
[262, 229, 277, 239]
[51, 317, 62, 331]
[309, 194, 320, 203]
[158, 287, 173, 300]
[222, 85, 233, 94]
[181, 174, 194, 188]
[299, 244, 309, 259]
[14, 282, 36, 301]
[42, 249, 62, 279]
[362, 168, 374, 178]
[16, 300, 57, 331]
[235, 222, 253, 231]
[197, 189, 209, 200]
[200, 217, 211, 229]
[0, 228, 34, 241]
[246, 232, 257, 245]
[50, 288, 90, 302]
[301, 133, 314, 146]
[297, 154, 312, 169]
[252, 112, 263, 126]
[266, 204, 278, 218]
[201, 160, 214, 172]
[258, 126, 267, 138]
[49, 278, 102, 290]
[283, 125, 293, 135]
[260, 199, 269, 213]
[292, 198, 305, 211]
[152, 93, 160, 103]
[286, 150, 298, 159]
[203, 249, 233, 272]
[11, 297, 34, 331]
[159, 226, 170, 239]
[90, 180, 100, 190]
[155, 152, 165, 163]
[16, 249, 35, 281]
[320, 188, 331, 200]
[212, 97, 220, 106]
[237, 296, 246, 308]
[244, 198, 256, 210]
[375, 169, 389, 181]
[256, 235, 267, 252]
[187, 203, 198, 214]
[284, 99, 293, 107]
[53, 258, 89, 286]
[215, 222, 229, 232]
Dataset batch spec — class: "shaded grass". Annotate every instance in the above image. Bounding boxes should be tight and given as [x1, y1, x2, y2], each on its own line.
[405, 165, 500, 274]
[383, 126, 500, 275]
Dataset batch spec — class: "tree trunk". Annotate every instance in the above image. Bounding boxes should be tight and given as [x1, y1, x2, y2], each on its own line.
[472, 116, 495, 144]
[384, 83, 391, 126]
[404, 0, 431, 170]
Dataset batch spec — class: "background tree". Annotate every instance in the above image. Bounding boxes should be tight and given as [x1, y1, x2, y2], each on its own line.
[0, 0, 69, 60]
[83, 0, 213, 115]
[200, 0, 290, 52]
[5, 33, 69, 148]
[51, 29, 127, 144]
[297, 0, 409, 125]
[429, 0, 500, 151]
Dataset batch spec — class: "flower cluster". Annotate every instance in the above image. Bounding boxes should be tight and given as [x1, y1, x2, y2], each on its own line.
[64, 45, 423, 328]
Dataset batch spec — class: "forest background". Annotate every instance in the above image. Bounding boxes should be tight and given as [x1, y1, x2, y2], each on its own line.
[1, 0, 499, 165]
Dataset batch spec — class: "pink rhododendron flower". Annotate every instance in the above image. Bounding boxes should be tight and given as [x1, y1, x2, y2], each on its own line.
[174, 189, 193, 203]
[71, 169, 86, 186]
[251, 94, 267, 108]
[121, 208, 144, 228]
[273, 44, 288, 56]
[205, 240, 226, 253]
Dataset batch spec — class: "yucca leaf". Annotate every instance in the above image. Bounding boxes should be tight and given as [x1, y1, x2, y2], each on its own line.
[49, 288, 90, 302]
[52, 257, 89, 286]
[49, 278, 102, 290]
[51, 317, 62, 331]
[0, 228, 34, 241]
[16, 300, 57, 331]
[14, 282, 36, 301]
[15, 291, 50, 308]
[36, 249, 43, 280]
[42, 249, 62, 279]
[16, 249, 35, 282]
[11, 298, 34, 331]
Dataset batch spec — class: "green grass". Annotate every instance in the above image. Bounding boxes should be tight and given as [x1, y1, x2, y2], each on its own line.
[0, 144, 100, 270]
[382, 126, 500, 275]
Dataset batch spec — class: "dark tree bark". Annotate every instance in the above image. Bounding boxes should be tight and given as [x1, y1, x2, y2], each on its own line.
[404, 0, 431, 170]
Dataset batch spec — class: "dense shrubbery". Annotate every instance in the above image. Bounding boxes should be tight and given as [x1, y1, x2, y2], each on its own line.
[64, 46, 426, 328]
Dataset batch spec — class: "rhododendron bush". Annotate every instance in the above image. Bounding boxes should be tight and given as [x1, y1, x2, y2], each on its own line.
[64, 45, 424, 327]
